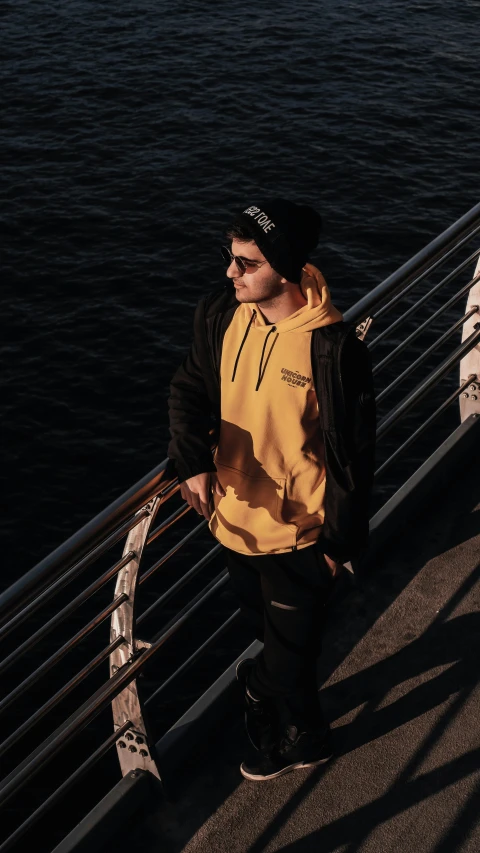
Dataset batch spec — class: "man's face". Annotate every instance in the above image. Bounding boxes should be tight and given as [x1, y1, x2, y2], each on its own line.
[226, 239, 286, 303]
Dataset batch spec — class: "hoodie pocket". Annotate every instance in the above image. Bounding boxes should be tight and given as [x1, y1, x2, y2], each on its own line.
[211, 461, 297, 553]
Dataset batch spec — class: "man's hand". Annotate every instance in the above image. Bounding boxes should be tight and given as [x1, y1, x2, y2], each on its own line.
[180, 472, 226, 521]
[323, 553, 344, 579]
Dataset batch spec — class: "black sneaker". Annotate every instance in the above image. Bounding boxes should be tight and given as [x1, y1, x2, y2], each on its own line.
[240, 722, 333, 781]
[236, 658, 277, 752]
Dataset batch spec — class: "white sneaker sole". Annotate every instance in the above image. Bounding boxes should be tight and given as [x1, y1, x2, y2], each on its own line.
[240, 753, 332, 781]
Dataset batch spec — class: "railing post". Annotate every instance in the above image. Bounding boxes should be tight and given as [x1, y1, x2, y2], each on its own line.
[460, 253, 480, 421]
[109, 499, 162, 780]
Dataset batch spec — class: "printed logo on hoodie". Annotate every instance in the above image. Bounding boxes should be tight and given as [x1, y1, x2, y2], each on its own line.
[281, 368, 312, 388]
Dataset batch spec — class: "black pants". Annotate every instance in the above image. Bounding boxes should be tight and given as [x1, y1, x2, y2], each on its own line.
[225, 544, 335, 727]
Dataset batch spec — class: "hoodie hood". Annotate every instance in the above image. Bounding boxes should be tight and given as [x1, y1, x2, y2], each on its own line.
[247, 263, 343, 333]
[231, 263, 343, 390]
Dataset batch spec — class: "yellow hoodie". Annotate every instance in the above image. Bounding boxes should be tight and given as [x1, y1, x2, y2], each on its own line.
[208, 264, 343, 555]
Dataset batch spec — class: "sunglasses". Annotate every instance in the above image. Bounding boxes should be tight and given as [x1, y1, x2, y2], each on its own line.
[220, 245, 268, 275]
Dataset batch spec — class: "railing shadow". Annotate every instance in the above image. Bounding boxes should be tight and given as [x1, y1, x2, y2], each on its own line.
[111, 460, 480, 852]
[264, 745, 480, 853]
[244, 583, 480, 852]
[318, 461, 480, 684]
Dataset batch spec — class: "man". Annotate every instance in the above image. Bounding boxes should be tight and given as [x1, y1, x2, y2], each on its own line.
[166, 199, 376, 781]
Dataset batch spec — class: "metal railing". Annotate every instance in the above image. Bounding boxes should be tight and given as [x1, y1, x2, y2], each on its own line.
[1, 200, 479, 852]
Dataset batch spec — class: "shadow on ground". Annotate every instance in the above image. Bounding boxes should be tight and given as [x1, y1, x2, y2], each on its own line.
[113, 463, 480, 853]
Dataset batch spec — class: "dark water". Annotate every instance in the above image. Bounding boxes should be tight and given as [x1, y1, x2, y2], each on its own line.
[1, 2, 479, 846]
[3, 0, 479, 583]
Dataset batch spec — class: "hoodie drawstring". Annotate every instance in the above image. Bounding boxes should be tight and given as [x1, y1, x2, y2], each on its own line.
[231, 310, 256, 383]
[231, 309, 279, 391]
[255, 326, 278, 391]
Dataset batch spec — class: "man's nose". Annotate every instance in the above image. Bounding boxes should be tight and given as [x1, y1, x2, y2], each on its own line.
[226, 259, 240, 279]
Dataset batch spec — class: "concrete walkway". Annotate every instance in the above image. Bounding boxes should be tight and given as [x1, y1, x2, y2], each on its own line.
[116, 463, 480, 853]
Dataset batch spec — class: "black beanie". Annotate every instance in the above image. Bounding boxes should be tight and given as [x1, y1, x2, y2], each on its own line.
[230, 198, 323, 284]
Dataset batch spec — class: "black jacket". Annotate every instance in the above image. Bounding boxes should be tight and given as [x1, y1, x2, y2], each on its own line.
[166, 284, 376, 564]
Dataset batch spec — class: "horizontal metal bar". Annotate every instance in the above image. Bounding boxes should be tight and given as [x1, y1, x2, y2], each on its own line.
[373, 239, 480, 322]
[0, 637, 125, 756]
[0, 460, 172, 630]
[0, 592, 128, 717]
[0, 510, 146, 646]
[0, 720, 132, 853]
[139, 517, 209, 586]
[145, 608, 241, 709]
[146, 502, 191, 546]
[137, 544, 223, 627]
[377, 325, 480, 441]
[0, 543, 134, 648]
[377, 307, 479, 404]
[0, 667, 133, 809]
[145, 569, 230, 646]
[373, 271, 480, 376]
[157, 478, 181, 498]
[0, 573, 228, 809]
[375, 376, 477, 477]
[0, 548, 133, 678]
[369, 249, 480, 351]
[343, 201, 480, 326]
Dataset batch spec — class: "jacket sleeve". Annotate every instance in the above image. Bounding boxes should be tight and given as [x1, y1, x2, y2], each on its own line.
[166, 297, 218, 484]
[320, 331, 377, 563]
